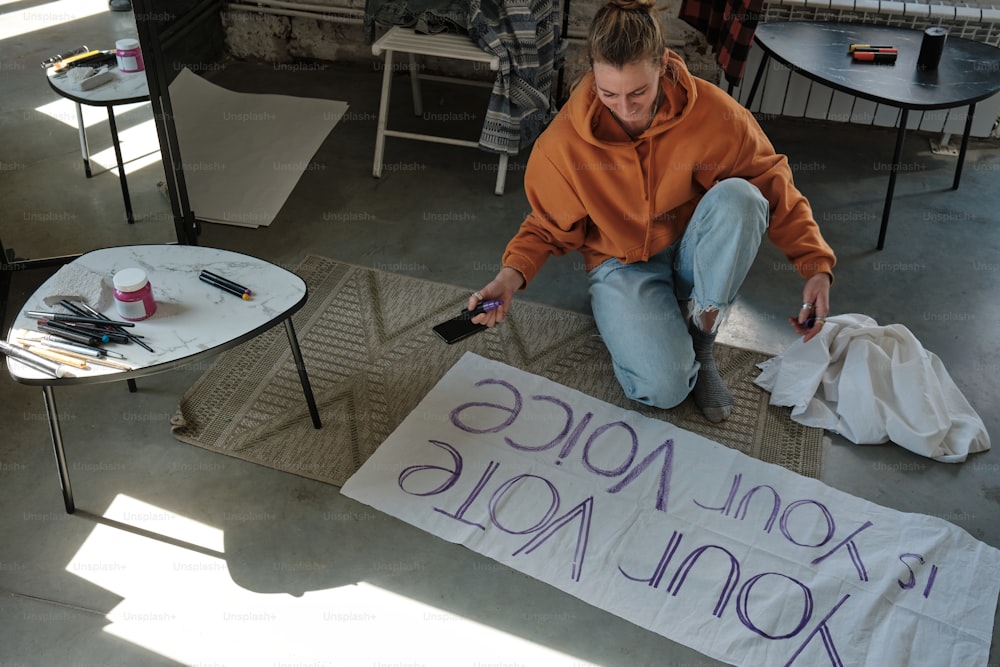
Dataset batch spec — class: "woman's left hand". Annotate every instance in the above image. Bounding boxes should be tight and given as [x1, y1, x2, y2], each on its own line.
[788, 273, 832, 343]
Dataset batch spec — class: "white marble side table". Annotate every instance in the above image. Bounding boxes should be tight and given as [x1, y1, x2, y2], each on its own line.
[5, 244, 322, 513]
[46, 64, 150, 224]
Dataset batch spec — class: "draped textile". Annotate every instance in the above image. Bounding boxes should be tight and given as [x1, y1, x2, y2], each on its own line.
[755, 313, 991, 463]
[363, 0, 467, 43]
[679, 0, 764, 87]
[365, 0, 563, 156]
[468, 0, 563, 156]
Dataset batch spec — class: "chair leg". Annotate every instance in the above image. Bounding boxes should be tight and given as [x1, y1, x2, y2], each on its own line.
[408, 52, 423, 116]
[494, 153, 508, 196]
[373, 50, 395, 179]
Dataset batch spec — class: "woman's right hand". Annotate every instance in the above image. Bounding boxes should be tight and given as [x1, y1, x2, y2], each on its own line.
[468, 267, 525, 327]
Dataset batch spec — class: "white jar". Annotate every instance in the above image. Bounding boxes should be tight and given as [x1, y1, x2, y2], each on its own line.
[115, 38, 144, 73]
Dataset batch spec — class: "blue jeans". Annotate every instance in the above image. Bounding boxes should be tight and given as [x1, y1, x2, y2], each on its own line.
[587, 178, 769, 409]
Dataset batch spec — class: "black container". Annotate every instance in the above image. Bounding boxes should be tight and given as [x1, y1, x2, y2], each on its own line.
[917, 26, 948, 70]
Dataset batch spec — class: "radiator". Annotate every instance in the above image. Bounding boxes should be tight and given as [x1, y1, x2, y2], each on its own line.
[733, 1, 1000, 139]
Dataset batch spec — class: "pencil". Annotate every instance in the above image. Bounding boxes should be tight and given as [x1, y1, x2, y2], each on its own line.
[21, 344, 90, 369]
[33, 344, 132, 370]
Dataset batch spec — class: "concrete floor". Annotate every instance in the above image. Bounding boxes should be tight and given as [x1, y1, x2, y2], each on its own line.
[2, 4, 999, 666]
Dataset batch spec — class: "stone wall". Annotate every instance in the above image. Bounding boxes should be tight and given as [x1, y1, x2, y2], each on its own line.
[220, 1, 724, 95]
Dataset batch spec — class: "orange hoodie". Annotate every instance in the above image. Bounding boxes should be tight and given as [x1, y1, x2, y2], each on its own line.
[501, 52, 836, 286]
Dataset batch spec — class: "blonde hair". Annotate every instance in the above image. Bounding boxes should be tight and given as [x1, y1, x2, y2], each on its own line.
[588, 0, 666, 67]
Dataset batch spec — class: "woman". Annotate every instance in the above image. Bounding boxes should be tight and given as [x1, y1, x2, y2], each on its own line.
[470, 0, 835, 423]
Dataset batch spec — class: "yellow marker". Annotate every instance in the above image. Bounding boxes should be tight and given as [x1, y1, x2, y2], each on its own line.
[51, 50, 103, 72]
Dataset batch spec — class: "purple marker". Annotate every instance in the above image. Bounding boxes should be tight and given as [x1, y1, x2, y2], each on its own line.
[463, 300, 503, 317]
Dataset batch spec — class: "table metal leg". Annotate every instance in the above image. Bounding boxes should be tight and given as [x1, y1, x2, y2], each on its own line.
[42, 386, 75, 514]
[744, 53, 769, 109]
[877, 108, 909, 251]
[284, 318, 322, 429]
[74, 102, 92, 178]
[953, 102, 976, 190]
[106, 108, 135, 224]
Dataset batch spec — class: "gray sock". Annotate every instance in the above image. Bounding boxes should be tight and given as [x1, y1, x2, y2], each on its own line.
[689, 323, 733, 423]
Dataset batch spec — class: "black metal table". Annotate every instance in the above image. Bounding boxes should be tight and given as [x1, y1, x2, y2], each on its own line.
[46, 64, 150, 225]
[745, 21, 1000, 249]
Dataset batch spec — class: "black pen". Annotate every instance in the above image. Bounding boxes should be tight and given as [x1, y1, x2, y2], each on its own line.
[75, 301, 155, 352]
[70, 326, 131, 343]
[59, 299, 92, 317]
[36, 322, 103, 346]
[42, 319, 123, 341]
[37, 319, 123, 343]
[26, 310, 135, 327]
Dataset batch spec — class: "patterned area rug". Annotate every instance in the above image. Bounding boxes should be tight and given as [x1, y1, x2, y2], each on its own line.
[171, 256, 823, 486]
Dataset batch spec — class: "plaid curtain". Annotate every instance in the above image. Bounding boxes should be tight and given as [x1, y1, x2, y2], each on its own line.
[679, 0, 765, 87]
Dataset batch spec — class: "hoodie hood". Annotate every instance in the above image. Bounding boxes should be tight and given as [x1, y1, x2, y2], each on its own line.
[569, 50, 699, 147]
[500, 50, 836, 289]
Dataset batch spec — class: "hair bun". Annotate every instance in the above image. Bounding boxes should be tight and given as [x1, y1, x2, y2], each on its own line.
[607, 0, 656, 10]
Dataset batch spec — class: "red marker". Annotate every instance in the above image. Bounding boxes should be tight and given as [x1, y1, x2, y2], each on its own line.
[852, 51, 897, 64]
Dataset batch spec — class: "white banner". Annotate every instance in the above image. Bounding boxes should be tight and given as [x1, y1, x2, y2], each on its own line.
[342, 353, 1000, 666]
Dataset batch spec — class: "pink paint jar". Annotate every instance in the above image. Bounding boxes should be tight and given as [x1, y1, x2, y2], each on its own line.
[115, 38, 144, 73]
[113, 268, 156, 321]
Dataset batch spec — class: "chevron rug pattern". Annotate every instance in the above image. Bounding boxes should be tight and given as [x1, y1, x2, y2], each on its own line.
[171, 256, 823, 486]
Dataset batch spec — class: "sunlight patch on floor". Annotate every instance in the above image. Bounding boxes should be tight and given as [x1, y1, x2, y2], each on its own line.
[33, 99, 160, 175]
[68, 494, 588, 665]
[35, 98, 148, 132]
[0, 0, 107, 41]
[86, 118, 162, 175]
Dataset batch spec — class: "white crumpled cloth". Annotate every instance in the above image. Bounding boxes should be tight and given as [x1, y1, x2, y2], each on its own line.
[755, 313, 991, 463]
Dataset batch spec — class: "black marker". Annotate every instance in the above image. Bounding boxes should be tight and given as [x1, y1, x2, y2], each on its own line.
[201, 270, 252, 296]
[200, 274, 250, 300]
